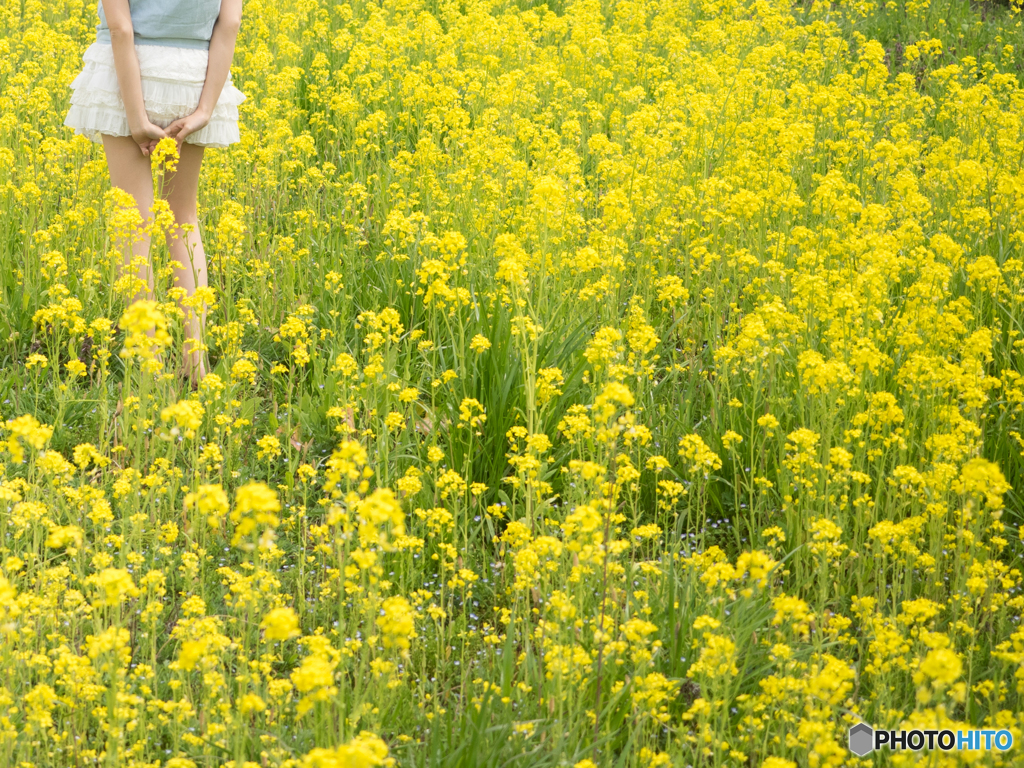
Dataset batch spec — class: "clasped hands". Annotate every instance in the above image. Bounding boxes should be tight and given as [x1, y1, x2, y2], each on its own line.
[130, 107, 211, 156]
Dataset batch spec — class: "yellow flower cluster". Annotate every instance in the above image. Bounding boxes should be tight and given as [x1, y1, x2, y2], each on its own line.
[1, 0, 1023, 764]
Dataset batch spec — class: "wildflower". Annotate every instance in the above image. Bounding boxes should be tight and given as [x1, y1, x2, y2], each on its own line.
[185, 484, 230, 529]
[688, 634, 739, 678]
[231, 358, 258, 385]
[24, 683, 57, 732]
[772, 595, 811, 637]
[377, 596, 416, 652]
[239, 693, 266, 715]
[72, 442, 108, 469]
[585, 328, 624, 371]
[593, 381, 634, 423]
[301, 732, 393, 767]
[161, 399, 204, 438]
[470, 334, 491, 353]
[757, 413, 780, 435]
[721, 430, 743, 449]
[536, 367, 564, 406]
[87, 568, 140, 608]
[177, 639, 207, 672]
[915, 648, 963, 687]
[678, 434, 722, 476]
[324, 440, 369, 491]
[261, 607, 301, 641]
[230, 482, 282, 548]
[0, 574, 20, 627]
[458, 398, 486, 429]
[45, 525, 83, 550]
[291, 637, 339, 715]
[256, 434, 282, 460]
[151, 136, 180, 172]
[655, 275, 689, 305]
[120, 300, 171, 361]
[4, 414, 53, 463]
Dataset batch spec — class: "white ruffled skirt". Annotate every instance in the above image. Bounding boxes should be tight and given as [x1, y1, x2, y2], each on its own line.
[64, 42, 246, 149]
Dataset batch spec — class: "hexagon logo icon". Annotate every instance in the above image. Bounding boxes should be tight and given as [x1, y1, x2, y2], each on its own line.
[849, 723, 874, 756]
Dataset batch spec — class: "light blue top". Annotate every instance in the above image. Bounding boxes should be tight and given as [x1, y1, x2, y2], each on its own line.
[96, 0, 223, 50]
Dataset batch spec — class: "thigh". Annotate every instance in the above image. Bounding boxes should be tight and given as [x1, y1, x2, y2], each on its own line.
[102, 134, 155, 213]
[161, 142, 205, 222]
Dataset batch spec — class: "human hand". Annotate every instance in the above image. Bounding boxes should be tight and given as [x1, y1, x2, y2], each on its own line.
[130, 120, 167, 156]
[165, 108, 211, 148]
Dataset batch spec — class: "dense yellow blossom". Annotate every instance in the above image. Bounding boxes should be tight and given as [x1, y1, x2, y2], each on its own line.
[1, 0, 1023, 764]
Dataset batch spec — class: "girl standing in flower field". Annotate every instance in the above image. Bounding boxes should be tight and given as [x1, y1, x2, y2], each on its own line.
[64, 0, 246, 383]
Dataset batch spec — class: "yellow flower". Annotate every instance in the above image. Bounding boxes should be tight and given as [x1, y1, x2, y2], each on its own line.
[177, 639, 207, 672]
[45, 525, 83, 550]
[772, 595, 811, 637]
[151, 136, 180, 172]
[457, 398, 486, 429]
[235, 482, 281, 515]
[377, 596, 416, 652]
[261, 607, 301, 642]
[301, 732, 393, 767]
[119, 300, 171, 360]
[678, 434, 722, 476]
[161, 399, 204, 437]
[292, 655, 336, 694]
[65, 359, 87, 379]
[239, 693, 266, 715]
[4, 414, 53, 463]
[256, 434, 282, 460]
[915, 648, 962, 687]
[185, 484, 230, 529]
[688, 634, 739, 679]
[0, 574, 21, 626]
[593, 382, 634, 423]
[721, 430, 743, 449]
[87, 568, 140, 608]
[290, 638, 339, 715]
[230, 482, 282, 547]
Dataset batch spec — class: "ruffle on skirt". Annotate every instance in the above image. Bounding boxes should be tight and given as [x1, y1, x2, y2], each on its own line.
[64, 42, 246, 149]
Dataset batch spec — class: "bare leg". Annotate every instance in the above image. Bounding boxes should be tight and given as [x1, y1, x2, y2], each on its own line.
[162, 141, 208, 383]
[102, 134, 154, 301]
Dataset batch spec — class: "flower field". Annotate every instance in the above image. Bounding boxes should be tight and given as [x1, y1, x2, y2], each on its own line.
[2, 0, 1024, 764]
